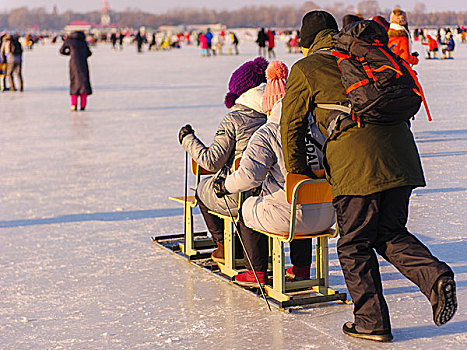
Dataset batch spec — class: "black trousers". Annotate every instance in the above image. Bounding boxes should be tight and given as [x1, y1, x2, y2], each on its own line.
[196, 193, 224, 243]
[334, 186, 453, 332]
[238, 215, 313, 272]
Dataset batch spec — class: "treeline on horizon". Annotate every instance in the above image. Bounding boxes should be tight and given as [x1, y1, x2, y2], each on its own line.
[1, 1, 466, 31]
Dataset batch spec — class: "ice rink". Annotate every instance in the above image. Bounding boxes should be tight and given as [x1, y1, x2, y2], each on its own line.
[1, 38, 466, 349]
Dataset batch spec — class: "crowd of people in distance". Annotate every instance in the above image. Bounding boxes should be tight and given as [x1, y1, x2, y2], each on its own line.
[197, 28, 239, 57]
[178, 8, 458, 343]
[414, 26, 463, 59]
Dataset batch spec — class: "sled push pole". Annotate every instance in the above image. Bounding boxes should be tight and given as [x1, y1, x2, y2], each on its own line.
[257, 171, 347, 308]
[168, 154, 217, 258]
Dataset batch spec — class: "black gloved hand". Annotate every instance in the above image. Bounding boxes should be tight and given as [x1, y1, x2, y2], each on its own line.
[213, 166, 231, 198]
[178, 124, 194, 144]
[412, 51, 419, 57]
[213, 177, 230, 198]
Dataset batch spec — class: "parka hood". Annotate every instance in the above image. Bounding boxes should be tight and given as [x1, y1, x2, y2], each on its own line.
[69, 31, 86, 40]
[307, 28, 338, 54]
[234, 83, 266, 114]
[388, 23, 410, 38]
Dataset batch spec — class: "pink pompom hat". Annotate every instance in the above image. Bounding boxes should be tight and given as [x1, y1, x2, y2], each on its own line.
[262, 61, 289, 114]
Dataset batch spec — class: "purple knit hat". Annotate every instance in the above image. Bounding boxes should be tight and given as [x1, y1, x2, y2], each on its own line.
[224, 57, 269, 108]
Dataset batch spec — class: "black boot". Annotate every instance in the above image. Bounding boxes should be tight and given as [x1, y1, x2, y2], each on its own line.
[342, 322, 393, 342]
[431, 275, 457, 326]
[211, 241, 224, 264]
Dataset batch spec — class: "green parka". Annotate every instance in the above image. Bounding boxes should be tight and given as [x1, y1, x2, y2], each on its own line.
[280, 29, 426, 197]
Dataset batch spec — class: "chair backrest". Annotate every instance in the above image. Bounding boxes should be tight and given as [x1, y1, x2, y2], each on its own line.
[285, 171, 332, 205]
[191, 158, 216, 176]
[191, 156, 242, 176]
[234, 157, 242, 170]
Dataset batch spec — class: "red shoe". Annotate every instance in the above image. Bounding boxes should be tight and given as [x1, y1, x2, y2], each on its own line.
[234, 270, 268, 287]
[286, 266, 310, 281]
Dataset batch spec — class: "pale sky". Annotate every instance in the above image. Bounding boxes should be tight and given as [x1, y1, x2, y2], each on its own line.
[1, 0, 466, 13]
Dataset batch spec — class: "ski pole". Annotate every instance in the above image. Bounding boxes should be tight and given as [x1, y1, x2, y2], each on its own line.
[183, 152, 188, 256]
[222, 196, 271, 311]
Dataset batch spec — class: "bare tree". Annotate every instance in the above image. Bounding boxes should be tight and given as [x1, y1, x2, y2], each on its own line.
[1, 4, 466, 31]
[413, 2, 427, 14]
[356, 0, 380, 18]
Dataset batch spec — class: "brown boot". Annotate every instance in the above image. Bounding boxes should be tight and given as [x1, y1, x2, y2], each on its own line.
[211, 241, 225, 264]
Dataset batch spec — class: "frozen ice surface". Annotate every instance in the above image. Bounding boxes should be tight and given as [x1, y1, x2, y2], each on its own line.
[0, 40, 466, 349]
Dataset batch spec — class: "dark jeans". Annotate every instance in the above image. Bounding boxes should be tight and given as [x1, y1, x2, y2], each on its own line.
[334, 186, 453, 332]
[196, 193, 224, 243]
[238, 215, 313, 272]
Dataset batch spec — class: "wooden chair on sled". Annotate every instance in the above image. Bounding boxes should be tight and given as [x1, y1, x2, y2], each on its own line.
[205, 157, 244, 278]
[168, 155, 242, 266]
[168, 155, 217, 259]
[256, 171, 348, 308]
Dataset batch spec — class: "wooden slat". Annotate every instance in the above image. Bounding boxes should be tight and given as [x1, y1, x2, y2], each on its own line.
[169, 195, 196, 205]
[255, 227, 335, 239]
[208, 210, 237, 220]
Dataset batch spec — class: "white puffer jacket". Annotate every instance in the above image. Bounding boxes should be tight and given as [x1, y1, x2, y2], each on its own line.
[225, 100, 335, 234]
[181, 84, 267, 215]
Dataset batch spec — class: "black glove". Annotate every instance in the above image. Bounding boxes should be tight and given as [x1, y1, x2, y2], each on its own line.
[178, 124, 194, 144]
[412, 51, 419, 57]
[213, 166, 231, 198]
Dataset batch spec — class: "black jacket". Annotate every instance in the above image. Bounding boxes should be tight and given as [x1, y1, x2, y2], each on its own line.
[60, 31, 92, 95]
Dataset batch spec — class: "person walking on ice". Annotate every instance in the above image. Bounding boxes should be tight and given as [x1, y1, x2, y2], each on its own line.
[60, 31, 92, 111]
[280, 10, 457, 342]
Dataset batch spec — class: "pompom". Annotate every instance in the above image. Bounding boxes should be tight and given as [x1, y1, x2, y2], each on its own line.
[265, 61, 289, 81]
[224, 91, 239, 108]
[252, 56, 269, 74]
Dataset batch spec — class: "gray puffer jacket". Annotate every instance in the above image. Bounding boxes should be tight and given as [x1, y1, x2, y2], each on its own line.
[225, 100, 335, 234]
[182, 84, 267, 215]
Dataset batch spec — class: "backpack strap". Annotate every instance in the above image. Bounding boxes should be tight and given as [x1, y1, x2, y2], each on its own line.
[316, 103, 351, 114]
[315, 103, 353, 138]
[400, 60, 433, 122]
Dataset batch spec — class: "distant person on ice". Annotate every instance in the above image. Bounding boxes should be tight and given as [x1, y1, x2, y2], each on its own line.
[266, 29, 276, 58]
[423, 34, 439, 59]
[134, 29, 147, 53]
[59, 31, 92, 111]
[0, 34, 24, 92]
[178, 57, 269, 264]
[110, 31, 117, 50]
[388, 8, 419, 65]
[256, 28, 268, 57]
[441, 33, 455, 59]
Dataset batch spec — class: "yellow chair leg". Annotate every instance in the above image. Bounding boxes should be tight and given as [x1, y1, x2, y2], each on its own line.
[181, 205, 198, 256]
[217, 219, 239, 277]
[264, 238, 290, 302]
[315, 236, 329, 294]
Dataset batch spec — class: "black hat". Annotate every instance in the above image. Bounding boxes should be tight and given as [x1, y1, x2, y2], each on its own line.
[299, 11, 338, 48]
[343, 14, 363, 28]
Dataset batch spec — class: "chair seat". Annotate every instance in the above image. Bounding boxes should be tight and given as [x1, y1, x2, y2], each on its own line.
[169, 195, 196, 206]
[208, 210, 237, 221]
[256, 227, 336, 240]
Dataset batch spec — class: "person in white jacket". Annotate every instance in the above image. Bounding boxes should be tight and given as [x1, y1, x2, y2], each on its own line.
[214, 61, 335, 286]
[179, 57, 268, 264]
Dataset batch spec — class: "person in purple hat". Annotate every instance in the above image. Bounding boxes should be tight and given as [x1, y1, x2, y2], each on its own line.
[178, 57, 268, 263]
